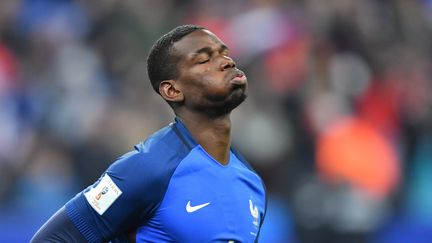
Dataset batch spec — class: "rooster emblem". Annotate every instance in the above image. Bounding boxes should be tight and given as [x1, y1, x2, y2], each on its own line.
[249, 199, 259, 227]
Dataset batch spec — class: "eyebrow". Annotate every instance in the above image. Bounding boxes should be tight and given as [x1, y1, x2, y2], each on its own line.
[192, 44, 229, 56]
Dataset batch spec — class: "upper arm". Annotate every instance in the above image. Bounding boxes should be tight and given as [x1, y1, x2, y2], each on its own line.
[64, 151, 166, 242]
[65, 148, 182, 242]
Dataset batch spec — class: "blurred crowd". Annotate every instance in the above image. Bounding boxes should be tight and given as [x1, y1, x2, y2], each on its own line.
[1, 0, 432, 242]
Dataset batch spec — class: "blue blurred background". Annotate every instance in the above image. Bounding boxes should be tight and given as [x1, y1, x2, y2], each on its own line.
[0, 0, 431, 242]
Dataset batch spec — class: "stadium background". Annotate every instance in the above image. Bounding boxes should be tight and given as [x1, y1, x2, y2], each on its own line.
[0, 0, 431, 242]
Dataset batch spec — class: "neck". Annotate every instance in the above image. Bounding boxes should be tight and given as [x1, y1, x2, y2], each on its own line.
[176, 110, 232, 165]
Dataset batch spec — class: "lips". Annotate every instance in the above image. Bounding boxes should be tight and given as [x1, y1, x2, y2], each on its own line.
[230, 70, 247, 85]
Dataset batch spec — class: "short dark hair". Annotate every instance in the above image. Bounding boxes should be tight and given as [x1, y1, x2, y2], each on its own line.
[147, 24, 205, 94]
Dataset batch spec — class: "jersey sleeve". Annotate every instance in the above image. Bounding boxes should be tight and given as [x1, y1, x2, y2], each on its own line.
[65, 145, 182, 243]
[30, 207, 88, 243]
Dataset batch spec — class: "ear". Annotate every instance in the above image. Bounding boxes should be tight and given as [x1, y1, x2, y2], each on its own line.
[159, 80, 184, 103]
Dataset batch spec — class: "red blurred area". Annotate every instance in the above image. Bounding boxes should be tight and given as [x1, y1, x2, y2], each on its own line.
[0, 43, 19, 90]
[316, 117, 400, 198]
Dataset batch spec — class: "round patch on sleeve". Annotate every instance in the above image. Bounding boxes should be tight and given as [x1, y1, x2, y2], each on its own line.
[84, 174, 123, 215]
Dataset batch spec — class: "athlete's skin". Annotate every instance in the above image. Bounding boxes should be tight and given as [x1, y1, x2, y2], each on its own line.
[160, 29, 248, 165]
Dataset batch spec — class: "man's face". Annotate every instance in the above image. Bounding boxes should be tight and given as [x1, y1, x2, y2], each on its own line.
[172, 29, 247, 116]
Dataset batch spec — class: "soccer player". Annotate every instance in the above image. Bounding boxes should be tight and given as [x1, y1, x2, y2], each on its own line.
[31, 25, 267, 243]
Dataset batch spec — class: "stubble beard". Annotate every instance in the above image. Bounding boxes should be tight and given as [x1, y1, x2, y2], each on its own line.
[202, 88, 247, 117]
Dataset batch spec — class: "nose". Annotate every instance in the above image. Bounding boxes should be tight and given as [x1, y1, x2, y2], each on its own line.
[220, 56, 236, 70]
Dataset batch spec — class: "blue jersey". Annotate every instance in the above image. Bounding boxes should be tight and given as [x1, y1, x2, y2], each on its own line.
[65, 118, 267, 243]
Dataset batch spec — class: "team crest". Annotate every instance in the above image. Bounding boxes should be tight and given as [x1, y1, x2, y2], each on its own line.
[249, 199, 259, 227]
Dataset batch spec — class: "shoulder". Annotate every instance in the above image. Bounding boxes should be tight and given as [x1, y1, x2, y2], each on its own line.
[231, 147, 267, 198]
[232, 147, 267, 192]
[231, 147, 263, 180]
[97, 124, 193, 208]
[108, 124, 191, 178]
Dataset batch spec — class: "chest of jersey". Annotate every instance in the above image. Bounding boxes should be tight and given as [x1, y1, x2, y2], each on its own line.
[137, 146, 265, 243]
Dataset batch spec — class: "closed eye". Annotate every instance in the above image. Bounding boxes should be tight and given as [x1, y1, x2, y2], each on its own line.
[196, 55, 210, 64]
[197, 58, 209, 64]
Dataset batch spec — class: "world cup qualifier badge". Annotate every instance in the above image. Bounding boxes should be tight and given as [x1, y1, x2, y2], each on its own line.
[95, 186, 109, 200]
[85, 174, 122, 215]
